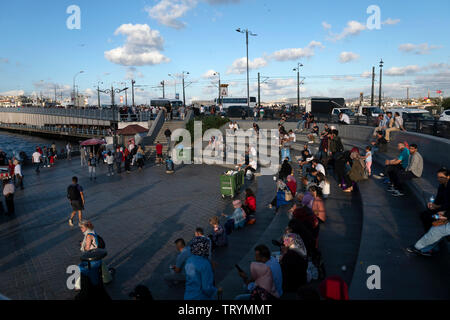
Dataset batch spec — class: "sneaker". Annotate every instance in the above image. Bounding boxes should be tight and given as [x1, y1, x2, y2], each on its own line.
[392, 190, 405, 197]
[379, 173, 385, 177]
[308, 141, 314, 144]
[69, 219, 74, 227]
[406, 246, 432, 257]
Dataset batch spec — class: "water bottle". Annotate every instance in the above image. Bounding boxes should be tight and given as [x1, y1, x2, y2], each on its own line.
[432, 214, 440, 220]
[429, 196, 435, 204]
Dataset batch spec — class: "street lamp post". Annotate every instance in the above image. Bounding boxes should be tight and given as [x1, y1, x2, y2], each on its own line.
[214, 72, 221, 106]
[73, 71, 84, 108]
[379, 59, 384, 109]
[293, 63, 303, 111]
[182, 71, 189, 108]
[236, 28, 257, 109]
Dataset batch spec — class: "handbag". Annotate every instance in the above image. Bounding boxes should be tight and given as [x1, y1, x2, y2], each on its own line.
[284, 189, 293, 201]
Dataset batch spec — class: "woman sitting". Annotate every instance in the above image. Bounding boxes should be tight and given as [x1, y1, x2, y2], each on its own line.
[208, 216, 228, 249]
[268, 180, 292, 213]
[309, 186, 327, 223]
[222, 200, 246, 230]
[316, 173, 330, 199]
[279, 159, 292, 181]
[240, 188, 256, 225]
[286, 174, 297, 198]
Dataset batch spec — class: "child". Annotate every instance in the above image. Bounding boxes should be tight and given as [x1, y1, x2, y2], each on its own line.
[208, 216, 228, 249]
[362, 146, 373, 176]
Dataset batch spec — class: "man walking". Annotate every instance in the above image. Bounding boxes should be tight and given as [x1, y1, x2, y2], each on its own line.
[3, 179, 15, 215]
[80, 146, 87, 167]
[32, 147, 42, 174]
[88, 152, 97, 180]
[66, 142, 72, 160]
[14, 160, 24, 190]
[67, 176, 85, 227]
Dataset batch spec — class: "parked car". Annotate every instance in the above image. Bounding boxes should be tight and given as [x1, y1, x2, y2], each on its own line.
[439, 110, 450, 122]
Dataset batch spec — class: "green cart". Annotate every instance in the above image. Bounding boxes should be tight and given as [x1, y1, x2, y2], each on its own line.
[220, 169, 245, 198]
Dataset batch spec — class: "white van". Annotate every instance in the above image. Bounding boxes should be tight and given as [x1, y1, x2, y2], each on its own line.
[355, 106, 383, 117]
[388, 108, 434, 121]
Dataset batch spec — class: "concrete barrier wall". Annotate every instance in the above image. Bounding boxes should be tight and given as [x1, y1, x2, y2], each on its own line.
[233, 120, 450, 170]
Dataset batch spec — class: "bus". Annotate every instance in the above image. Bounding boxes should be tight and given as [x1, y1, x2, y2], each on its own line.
[214, 97, 257, 110]
[150, 99, 183, 108]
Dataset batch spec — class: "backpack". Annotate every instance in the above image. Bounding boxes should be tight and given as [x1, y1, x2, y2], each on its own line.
[67, 185, 81, 201]
[89, 233, 106, 249]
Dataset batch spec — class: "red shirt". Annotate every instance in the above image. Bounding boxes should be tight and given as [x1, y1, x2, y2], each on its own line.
[156, 144, 163, 155]
[245, 196, 256, 213]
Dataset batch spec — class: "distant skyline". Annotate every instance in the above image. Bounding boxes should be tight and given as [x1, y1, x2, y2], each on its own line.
[0, 0, 449, 104]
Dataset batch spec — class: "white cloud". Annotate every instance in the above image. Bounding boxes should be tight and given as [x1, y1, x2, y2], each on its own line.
[385, 65, 421, 76]
[146, 0, 240, 29]
[326, 20, 366, 41]
[0, 90, 24, 96]
[361, 71, 372, 78]
[339, 52, 360, 63]
[322, 21, 331, 30]
[104, 24, 170, 66]
[399, 43, 441, 55]
[227, 57, 268, 74]
[382, 18, 400, 25]
[202, 69, 219, 79]
[271, 41, 324, 61]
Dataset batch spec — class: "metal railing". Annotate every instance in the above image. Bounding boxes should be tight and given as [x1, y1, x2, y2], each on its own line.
[0, 107, 155, 123]
[0, 123, 109, 137]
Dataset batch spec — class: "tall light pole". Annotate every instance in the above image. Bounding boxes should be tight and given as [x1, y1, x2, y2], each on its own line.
[181, 71, 189, 108]
[293, 63, 303, 110]
[96, 81, 103, 109]
[236, 28, 257, 109]
[73, 70, 84, 108]
[168, 74, 177, 99]
[214, 72, 221, 106]
[379, 59, 384, 109]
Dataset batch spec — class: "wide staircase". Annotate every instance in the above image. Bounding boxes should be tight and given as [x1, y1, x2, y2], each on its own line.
[144, 120, 186, 160]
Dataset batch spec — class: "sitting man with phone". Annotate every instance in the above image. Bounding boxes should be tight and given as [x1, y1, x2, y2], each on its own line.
[163, 238, 191, 287]
[235, 244, 283, 300]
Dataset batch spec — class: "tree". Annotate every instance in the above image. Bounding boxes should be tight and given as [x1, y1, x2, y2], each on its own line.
[441, 98, 450, 110]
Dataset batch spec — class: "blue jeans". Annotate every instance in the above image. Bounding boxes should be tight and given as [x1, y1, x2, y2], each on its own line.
[415, 223, 450, 252]
[302, 162, 312, 176]
[34, 162, 41, 172]
[297, 120, 306, 130]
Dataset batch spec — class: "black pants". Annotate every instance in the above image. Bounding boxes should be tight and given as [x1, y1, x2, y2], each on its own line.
[392, 170, 415, 192]
[116, 162, 122, 173]
[335, 159, 351, 187]
[5, 194, 14, 215]
[420, 209, 438, 231]
[124, 159, 131, 172]
[386, 164, 404, 183]
[15, 174, 24, 190]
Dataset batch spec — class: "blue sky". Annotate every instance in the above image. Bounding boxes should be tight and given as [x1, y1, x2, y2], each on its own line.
[0, 0, 449, 104]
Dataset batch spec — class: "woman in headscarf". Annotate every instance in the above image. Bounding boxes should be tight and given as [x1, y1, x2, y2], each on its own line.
[309, 186, 327, 223]
[243, 188, 257, 225]
[184, 237, 222, 300]
[279, 159, 292, 181]
[268, 179, 291, 213]
[291, 205, 320, 248]
[286, 174, 297, 198]
[249, 262, 280, 301]
[348, 150, 367, 189]
[279, 233, 308, 293]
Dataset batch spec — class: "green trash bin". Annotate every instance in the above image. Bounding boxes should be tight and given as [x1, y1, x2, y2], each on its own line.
[220, 172, 238, 198]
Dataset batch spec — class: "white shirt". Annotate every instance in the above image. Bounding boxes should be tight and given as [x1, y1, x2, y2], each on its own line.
[3, 183, 14, 196]
[289, 132, 296, 142]
[315, 163, 326, 176]
[341, 114, 350, 124]
[319, 181, 330, 196]
[14, 164, 22, 176]
[32, 152, 41, 163]
[394, 117, 403, 129]
[106, 155, 114, 165]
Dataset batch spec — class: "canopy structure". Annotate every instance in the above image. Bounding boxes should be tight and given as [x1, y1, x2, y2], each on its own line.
[80, 139, 106, 146]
